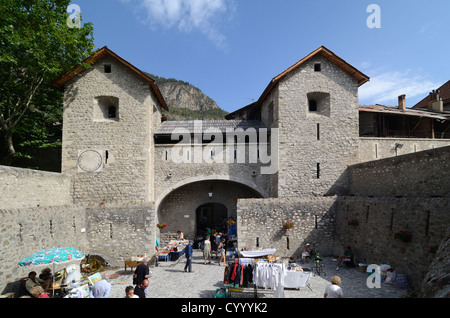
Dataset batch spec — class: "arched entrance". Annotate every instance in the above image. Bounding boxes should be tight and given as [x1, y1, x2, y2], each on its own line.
[156, 180, 264, 240]
[196, 202, 227, 236]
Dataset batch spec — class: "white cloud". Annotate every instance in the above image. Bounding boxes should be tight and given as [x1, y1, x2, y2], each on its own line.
[359, 69, 440, 106]
[122, 0, 235, 50]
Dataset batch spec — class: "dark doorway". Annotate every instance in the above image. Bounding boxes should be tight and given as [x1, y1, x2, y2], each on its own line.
[196, 203, 228, 236]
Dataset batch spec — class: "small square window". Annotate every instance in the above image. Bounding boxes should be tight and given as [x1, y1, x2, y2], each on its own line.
[309, 100, 317, 112]
[104, 64, 112, 73]
[314, 63, 321, 72]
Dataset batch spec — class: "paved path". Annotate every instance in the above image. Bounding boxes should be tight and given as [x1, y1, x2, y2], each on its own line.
[104, 250, 406, 299]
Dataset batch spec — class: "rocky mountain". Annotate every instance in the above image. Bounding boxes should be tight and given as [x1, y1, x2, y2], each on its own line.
[145, 73, 229, 121]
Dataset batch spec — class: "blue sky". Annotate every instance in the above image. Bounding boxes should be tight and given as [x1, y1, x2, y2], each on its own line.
[72, 0, 450, 113]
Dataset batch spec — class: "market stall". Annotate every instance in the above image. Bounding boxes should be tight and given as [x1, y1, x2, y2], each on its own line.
[218, 248, 313, 298]
[155, 240, 190, 264]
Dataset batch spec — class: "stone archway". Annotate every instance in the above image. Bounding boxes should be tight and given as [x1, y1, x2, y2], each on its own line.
[157, 180, 263, 240]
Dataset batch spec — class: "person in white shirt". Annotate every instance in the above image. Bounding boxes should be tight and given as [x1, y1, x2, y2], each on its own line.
[324, 276, 344, 298]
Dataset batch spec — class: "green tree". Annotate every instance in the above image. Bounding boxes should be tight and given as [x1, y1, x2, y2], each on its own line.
[0, 0, 95, 165]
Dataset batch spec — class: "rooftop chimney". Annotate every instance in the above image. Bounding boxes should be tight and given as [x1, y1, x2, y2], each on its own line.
[432, 91, 444, 112]
[427, 90, 443, 111]
[398, 94, 406, 110]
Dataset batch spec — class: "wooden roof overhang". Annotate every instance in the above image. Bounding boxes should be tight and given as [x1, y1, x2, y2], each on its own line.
[52, 46, 168, 111]
[227, 46, 370, 119]
[258, 46, 369, 105]
[359, 105, 450, 122]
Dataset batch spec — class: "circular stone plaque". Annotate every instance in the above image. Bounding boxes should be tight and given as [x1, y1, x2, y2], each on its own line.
[77, 150, 103, 172]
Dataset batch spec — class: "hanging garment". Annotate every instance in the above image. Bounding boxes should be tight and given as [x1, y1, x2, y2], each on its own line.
[223, 265, 229, 284]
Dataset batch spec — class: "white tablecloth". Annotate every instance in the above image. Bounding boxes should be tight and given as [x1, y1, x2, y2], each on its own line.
[283, 270, 312, 289]
[239, 249, 277, 258]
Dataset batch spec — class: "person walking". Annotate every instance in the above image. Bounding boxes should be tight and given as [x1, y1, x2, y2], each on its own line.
[324, 276, 344, 298]
[183, 240, 194, 273]
[203, 236, 211, 264]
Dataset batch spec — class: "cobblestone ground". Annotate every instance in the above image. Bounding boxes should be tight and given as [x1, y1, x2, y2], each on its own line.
[103, 250, 407, 299]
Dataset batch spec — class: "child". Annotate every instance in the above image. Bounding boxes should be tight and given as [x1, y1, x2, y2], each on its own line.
[125, 285, 139, 298]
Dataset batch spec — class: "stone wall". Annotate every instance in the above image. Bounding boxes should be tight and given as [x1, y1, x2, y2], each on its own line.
[0, 203, 157, 293]
[349, 145, 450, 198]
[0, 166, 72, 209]
[335, 196, 449, 288]
[154, 144, 270, 204]
[359, 137, 450, 163]
[85, 203, 156, 266]
[0, 205, 87, 293]
[275, 55, 360, 197]
[237, 197, 340, 258]
[337, 146, 450, 288]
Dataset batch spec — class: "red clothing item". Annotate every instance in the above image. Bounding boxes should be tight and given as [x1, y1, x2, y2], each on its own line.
[230, 264, 238, 281]
[39, 293, 50, 298]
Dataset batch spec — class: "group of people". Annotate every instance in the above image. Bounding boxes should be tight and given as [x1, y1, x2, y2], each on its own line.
[90, 256, 152, 298]
[23, 268, 53, 298]
[201, 232, 227, 266]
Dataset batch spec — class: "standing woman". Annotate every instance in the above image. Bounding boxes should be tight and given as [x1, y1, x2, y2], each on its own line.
[203, 236, 212, 264]
[218, 238, 226, 266]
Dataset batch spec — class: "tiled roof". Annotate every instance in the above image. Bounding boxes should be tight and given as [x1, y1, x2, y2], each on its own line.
[359, 104, 450, 121]
[53, 46, 168, 111]
[227, 46, 369, 120]
[154, 120, 269, 135]
[413, 80, 450, 109]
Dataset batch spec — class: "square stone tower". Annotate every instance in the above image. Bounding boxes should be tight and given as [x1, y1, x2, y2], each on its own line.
[228, 46, 370, 197]
[53, 47, 167, 205]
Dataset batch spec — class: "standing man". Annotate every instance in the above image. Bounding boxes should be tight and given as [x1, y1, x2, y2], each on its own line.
[134, 279, 149, 298]
[183, 240, 194, 273]
[133, 257, 150, 295]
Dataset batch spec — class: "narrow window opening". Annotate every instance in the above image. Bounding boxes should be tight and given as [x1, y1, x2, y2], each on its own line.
[389, 208, 394, 231]
[104, 64, 112, 73]
[314, 63, 321, 72]
[50, 220, 53, 238]
[314, 215, 318, 229]
[256, 237, 259, 248]
[165, 151, 168, 161]
[309, 100, 317, 112]
[317, 123, 320, 140]
[286, 236, 290, 250]
[105, 150, 109, 164]
[316, 163, 320, 179]
[19, 223, 23, 242]
[109, 223, 113, 239]
[95, 96, 119, 121]
[73, 216, 77, 234]
[108, 106, 117, 118]
[425, 211, 430, 237]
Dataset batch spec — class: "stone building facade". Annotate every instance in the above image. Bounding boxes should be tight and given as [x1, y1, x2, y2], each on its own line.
[1, 46, 449, 294]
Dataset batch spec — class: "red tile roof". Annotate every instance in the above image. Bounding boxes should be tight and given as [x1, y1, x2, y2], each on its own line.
[413, 80, 450, 110]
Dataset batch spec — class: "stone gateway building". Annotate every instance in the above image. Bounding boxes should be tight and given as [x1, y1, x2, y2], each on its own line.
[1, 46, 449, 296]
